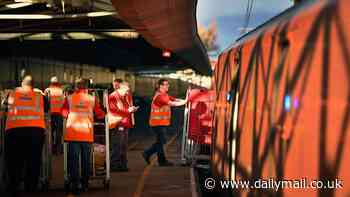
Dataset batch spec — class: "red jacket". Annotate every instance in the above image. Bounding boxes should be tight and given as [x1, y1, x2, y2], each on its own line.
[153, 92, 176, 107]
[108, 91, 132, 128]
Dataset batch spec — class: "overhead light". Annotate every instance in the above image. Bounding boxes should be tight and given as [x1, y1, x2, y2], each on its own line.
[87, 11, 116, 17]
[102, 31, 139, 39]
[14, 0, 32, 2]
[0, 14, 53, 19]
[5, 2, 32, 9]
[0, 11, 117, 20]
[0, 31, 138, 40]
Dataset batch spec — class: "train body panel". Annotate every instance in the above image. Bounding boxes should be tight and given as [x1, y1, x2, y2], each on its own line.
[212, 0, 350, 196]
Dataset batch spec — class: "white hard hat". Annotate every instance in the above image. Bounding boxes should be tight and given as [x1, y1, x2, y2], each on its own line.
[50, 76, 58, 83]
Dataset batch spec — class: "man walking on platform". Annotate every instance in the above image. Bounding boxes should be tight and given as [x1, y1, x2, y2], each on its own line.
[45, 76, 64, 154]
[61, 78, 105, 195]
[142, 78, 187, 166]
[3, 75, 47, 196]
[108, 79, 138, 171]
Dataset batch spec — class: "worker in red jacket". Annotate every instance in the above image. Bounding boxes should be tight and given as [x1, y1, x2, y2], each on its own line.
[108, 79, 138, 171]
[142, 78, 186, 166]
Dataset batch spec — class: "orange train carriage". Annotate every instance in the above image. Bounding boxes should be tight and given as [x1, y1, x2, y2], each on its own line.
[211, 0, 350, 196]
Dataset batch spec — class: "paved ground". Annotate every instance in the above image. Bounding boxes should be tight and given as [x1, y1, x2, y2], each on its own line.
[14, 133, 192, 197]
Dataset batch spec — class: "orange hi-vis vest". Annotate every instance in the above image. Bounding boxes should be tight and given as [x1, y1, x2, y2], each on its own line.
[47, 85, 64, 113]
[149, 93, 171, 126]
[64, 92, 95, 142]
[5, 87, 45, 131]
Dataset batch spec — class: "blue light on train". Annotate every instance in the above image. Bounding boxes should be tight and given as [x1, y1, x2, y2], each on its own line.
[226, 93, 231, 102]
[284, 95, 291, 111]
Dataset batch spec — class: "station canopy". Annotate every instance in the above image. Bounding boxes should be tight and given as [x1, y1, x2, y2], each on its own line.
[0, 0, 211, 75]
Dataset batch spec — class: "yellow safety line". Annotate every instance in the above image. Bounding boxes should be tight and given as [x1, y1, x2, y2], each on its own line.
[133, 135, 177, 197]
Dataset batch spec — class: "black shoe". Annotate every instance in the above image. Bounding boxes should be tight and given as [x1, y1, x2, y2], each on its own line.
[142, 152, 150, 164]
[159, 161, 174, 167]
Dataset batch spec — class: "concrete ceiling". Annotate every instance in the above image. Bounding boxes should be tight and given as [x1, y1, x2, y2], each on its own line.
[0, 0, 211, 75]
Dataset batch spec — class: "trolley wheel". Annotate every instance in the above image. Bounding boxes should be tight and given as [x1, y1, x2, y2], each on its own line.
[103, 179, 110, 190]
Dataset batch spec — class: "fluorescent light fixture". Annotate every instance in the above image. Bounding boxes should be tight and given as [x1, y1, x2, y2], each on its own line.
[87, 11, 116, 17]
[102, 31, 139, 39]
[0, 31, 138, 40]
[0, 14, 53, 19]
[14, 0, 32, 2]
[5, 2, 33, 9]
[0, 11, 117, 20]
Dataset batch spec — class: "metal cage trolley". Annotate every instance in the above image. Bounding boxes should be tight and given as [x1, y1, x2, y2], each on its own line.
[181, 88, 215, 165]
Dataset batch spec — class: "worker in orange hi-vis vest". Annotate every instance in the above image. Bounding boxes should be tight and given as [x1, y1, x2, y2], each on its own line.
[44, 76, 64, 155]
[61, 78, 105, 195]
[142, 78, 187, 166]
[3, 75, 48, 195]
[108, 79, 138, 172]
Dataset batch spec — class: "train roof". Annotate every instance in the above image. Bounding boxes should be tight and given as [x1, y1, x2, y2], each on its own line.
[223, 0, 324, 53]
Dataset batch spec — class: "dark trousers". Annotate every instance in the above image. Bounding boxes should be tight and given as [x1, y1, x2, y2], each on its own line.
[67, 142, 91, 188]
[144, 126, 167, 163]
[110, 127, 129, 168]
[4, 127, 45, 192]
[51, 114, 63, 154]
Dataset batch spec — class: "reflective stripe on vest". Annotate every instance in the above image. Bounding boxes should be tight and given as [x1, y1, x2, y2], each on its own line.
[149, 93, 171, 126]
[8, 115, 41, 121]
[5, 88, 45, 130]
[64, 92, 95, 142]
[12, 106, 38, 111]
